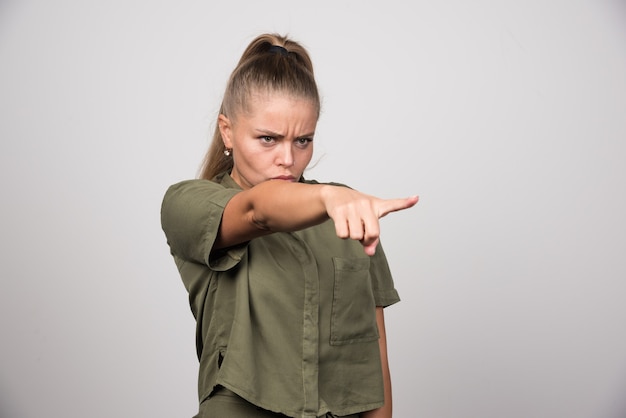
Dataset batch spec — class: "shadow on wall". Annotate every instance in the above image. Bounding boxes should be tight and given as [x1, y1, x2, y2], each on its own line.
[0, 380, 22, 418]
[605, 373, 626, 418]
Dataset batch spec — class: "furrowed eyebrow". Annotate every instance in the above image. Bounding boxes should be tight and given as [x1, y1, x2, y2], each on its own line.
[255, 129, 316, 138]
[255, 129, 284, 138]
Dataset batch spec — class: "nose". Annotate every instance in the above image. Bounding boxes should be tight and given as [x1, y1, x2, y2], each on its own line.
[277, 144, 295, 167]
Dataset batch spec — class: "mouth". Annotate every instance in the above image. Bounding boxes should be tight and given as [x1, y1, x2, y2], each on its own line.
[271, 175, 296, 181]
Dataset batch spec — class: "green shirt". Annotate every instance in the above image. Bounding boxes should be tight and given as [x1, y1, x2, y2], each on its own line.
[161, 172, 400, 418]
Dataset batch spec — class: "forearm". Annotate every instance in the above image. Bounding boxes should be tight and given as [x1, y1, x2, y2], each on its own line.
[216, 180, 330, 249]
[249, 180, 330, 231]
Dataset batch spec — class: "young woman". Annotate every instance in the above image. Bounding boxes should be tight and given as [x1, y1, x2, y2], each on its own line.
[161, 33, 418, 418]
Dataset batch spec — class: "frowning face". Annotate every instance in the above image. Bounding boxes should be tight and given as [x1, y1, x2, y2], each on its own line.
[219, 92, 318, 190]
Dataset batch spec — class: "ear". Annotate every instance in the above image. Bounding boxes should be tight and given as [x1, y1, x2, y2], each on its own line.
[218, 114, 233, 149]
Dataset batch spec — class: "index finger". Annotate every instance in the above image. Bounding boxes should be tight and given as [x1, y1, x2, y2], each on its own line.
[377, 195, 419, 218]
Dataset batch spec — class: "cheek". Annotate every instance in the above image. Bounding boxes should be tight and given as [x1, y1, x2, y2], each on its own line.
[238, 149, 271, 170]
[297, 147, 314, 165]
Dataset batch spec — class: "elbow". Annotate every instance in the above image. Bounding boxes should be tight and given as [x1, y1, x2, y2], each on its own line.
[250, 212, 272, 232]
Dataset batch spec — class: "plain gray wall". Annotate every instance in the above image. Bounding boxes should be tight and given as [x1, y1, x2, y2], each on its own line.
[1, 1, 625, 417]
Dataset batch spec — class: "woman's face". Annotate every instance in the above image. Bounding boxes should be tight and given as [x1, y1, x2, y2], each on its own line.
[219, 92, 318, 190]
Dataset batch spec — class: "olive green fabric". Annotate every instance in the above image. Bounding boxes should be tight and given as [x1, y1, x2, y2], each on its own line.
[161, 173, 400, 418]
[197, 388, 359, 418]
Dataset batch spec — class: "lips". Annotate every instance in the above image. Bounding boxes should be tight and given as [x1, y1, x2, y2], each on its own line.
[272, 175, 296, 181]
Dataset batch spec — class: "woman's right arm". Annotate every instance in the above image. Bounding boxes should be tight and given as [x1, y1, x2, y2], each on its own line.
[215, 180, 418, 256]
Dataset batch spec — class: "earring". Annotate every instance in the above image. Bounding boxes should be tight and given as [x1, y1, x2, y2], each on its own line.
[224, 149, 232, 156]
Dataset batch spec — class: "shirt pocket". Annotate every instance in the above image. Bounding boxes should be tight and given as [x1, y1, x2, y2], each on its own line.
[330, 257, 379, 345]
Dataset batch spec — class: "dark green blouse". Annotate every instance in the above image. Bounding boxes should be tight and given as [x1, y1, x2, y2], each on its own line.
[161, 172, 400, 418]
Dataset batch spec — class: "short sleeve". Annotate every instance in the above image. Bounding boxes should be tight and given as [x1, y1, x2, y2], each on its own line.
[160, 179, 245, 270]
[369, 241, 400, 307]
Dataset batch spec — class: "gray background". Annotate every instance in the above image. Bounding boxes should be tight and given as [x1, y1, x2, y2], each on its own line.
[1, 1, 625, 417]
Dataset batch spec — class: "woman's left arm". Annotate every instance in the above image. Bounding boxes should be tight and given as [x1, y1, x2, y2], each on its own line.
[361, 307, 392, 418]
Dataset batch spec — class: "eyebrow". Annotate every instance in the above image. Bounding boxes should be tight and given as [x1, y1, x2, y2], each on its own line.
[254, 129, 315, 138]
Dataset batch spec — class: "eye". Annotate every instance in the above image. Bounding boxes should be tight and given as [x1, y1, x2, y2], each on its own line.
[258, 136, 275, 144]
[295, 137, 313, 148]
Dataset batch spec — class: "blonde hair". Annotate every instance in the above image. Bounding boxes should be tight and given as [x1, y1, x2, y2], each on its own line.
[199, 33, 320, 180]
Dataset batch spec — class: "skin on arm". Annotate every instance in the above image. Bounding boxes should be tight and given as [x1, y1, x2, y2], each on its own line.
[361, 307, 393, 418]
[214, 180, 418, 255]
[214, 180, 328, 250]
